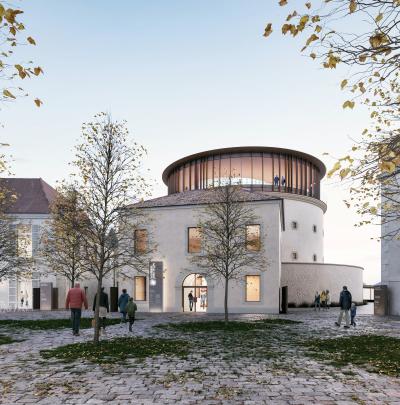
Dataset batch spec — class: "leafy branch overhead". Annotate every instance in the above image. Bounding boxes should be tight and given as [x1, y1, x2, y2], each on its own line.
[0, 2, 43, 107]
[266, 1, 400, 239]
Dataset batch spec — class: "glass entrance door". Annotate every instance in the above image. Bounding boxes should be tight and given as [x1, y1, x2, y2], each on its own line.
[182, 274, 208, 312]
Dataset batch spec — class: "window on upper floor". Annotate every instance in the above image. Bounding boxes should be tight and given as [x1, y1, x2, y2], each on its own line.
[313, 225, 317, 233]
[291, 221, 298, 230]
[313, 254, 317, 262]
[134, 229, 148, 254]
[246, 225, 261, 251]
[292, 251, 298, 260]
[188, 227, 202, 253]
[245, 275, 261, 302]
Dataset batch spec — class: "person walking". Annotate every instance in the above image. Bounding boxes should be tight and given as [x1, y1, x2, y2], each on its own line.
[320, 290, 326, 309]
[118, 289, 130, 323]
[314, 291, 321, 311]
[350, 302, 357, 327]
[326, 290, 331, 309]
[188, 290, 194, 311]
[65, 282, 88, 336]
[335, 286, 352, 328]
[126, 297, 138, 332]
[93, 287, 109, 334]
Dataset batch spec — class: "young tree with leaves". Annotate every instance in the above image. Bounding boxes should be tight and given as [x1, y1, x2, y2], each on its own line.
[265, 0, 400, 238]
[0, 178, 32, 281]
[39, 183, 89, 288]
[190, 184, 268, 322]
[73, 113, 153, 343]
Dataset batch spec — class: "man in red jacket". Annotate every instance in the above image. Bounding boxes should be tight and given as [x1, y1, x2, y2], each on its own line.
[65, 283, 88, 336]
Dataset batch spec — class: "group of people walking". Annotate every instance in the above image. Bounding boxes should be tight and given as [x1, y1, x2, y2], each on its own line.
[313, 286, 357, 328]
[313, 289, 331, 310]
[65, 284, 137, 336]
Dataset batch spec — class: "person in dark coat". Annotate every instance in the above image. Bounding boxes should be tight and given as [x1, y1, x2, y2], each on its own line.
[93, 287, 109, 332]
[188, 290, 194, 311]
[118, 289, 130, 323]
[335, 286, 352, 328]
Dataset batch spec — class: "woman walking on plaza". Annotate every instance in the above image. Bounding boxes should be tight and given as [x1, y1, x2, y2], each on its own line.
[93, 287, 109, 334]
[118, 289, 130, 323]
[320, 290, 326, 309]
[314, 291, 321, 311]
[326, 290, 331, 309]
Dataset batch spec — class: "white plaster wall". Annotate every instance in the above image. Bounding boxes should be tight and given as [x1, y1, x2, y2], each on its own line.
[381, 173, 400, 315]
[281, 262, 363, 306]
[0, 280, 9, 308]
[126, 200, 282, 314]
[281, 198, 325, 263]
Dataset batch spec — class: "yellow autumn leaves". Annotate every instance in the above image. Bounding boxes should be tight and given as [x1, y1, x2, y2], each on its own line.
[0, 1, 43, 107]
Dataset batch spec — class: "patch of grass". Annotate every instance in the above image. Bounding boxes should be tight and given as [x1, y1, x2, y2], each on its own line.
[40, 337, 189, 364]
[305, 334, 400, 377]
[0, 318, 121, 330]
[0, 335, 15, 345]
[154, 318, 301, 332]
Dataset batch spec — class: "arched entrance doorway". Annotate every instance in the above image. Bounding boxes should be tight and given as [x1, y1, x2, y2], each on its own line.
[182, 273, 208, 312]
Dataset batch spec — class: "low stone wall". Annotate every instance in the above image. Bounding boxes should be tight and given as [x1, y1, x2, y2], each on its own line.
[281, 262, 363, 307]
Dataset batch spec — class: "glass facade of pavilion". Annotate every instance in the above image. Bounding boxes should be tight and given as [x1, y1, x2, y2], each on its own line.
[164, 150, 324, 199]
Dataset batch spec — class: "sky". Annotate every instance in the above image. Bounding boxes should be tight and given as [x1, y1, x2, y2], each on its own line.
[2, 0, 380, 284]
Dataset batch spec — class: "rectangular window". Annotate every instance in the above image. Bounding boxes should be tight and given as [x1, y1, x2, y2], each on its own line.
[292, 251, 298, 260]
[246, 225, 261, 251]
[313, 254, 317, 262]
[17, 224, 32, 258]
[291, 221, 298, 230]
[245, 275, 261, 302]
[134, 276, 146, 301]
[188, 227, 202, 253]
[134, 229, 147, 254]
[313, 225, 317, 233]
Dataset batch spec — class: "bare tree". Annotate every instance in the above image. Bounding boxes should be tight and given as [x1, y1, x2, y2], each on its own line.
[39, 183, 89, 287]
[72, 112, 153, 343]
[190, 184, 268, 322]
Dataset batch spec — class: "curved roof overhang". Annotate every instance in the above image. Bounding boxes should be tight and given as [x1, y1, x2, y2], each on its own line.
[162, 146, 327, 186]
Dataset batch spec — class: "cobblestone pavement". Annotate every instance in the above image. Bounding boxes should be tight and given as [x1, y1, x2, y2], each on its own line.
[0, 304, 399, 405]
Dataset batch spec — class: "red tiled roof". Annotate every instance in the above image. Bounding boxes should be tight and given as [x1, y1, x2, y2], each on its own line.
[0, 178, 56, 214]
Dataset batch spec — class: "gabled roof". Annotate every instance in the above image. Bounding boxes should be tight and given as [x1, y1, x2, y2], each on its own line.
[0, 178, 56, 214]
[131, 188, 283, 209]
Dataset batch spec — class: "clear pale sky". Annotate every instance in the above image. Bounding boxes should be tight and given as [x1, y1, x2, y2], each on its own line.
[2, 1, 380, 284]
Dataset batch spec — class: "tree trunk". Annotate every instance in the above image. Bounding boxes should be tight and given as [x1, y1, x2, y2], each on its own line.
[71, 274, 75, 288]
[224, 277, 229, 323]
[93, 272, 103, 344]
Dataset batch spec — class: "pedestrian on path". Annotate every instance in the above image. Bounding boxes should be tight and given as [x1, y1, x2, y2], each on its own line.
[314, 291, 321, 311]
[350, 302, 357, 327]
[188, 290, 194, 311]
[65, 282, 88, 336]
[335, 286, 352, 328]
[126, 297, 137, 332]
[93, 287, 109, 333]
[118, 289, 130, 323]
[320, 290, 327, 309]
[326, 290, 331, 309]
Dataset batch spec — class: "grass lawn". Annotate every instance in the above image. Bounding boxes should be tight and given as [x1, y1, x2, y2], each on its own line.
[305, 334, 400, 377]
[154, 318, 301, 332]
[0, 334, 16, 345]
[40, 337, 189, 364]
[0, 318, 121, 330]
